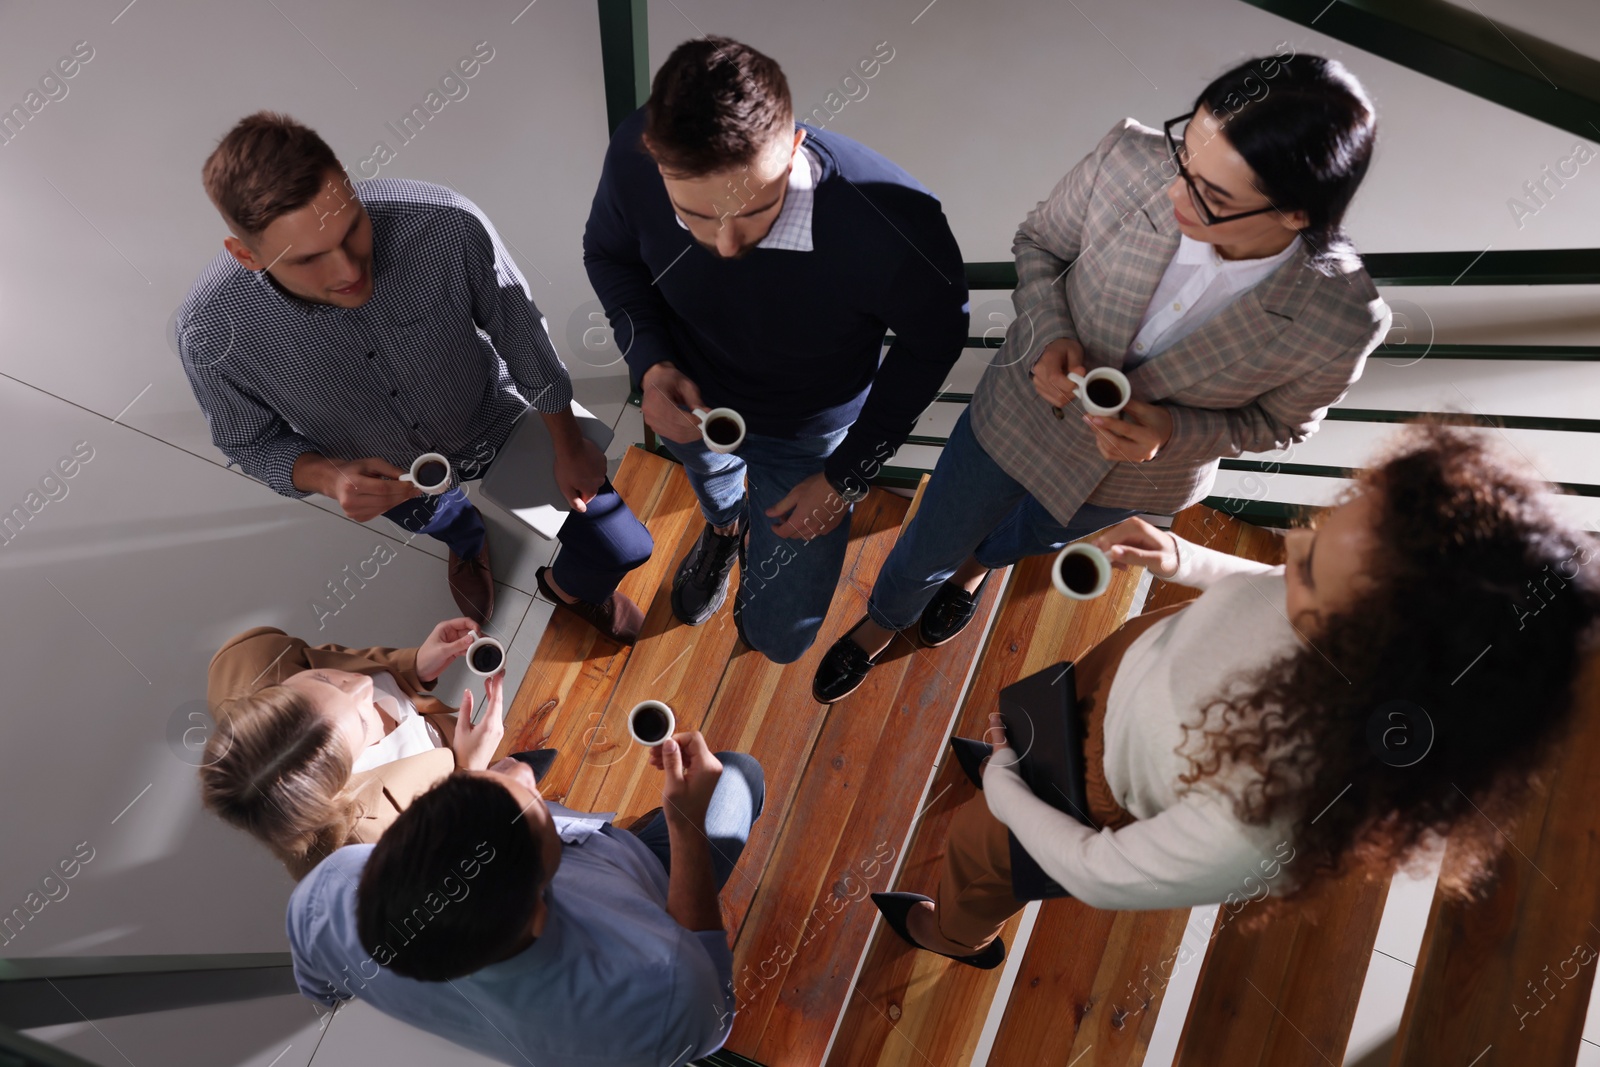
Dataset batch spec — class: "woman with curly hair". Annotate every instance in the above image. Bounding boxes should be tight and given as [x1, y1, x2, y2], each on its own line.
[872, 423, 1600, 969]
[198, 617, 517, 880]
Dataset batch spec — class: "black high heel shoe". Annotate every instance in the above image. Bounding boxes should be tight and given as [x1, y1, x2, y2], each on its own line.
[871, 892, 1005, 970]
[508, 748, 559, 784]
[948, 736, 993, 790]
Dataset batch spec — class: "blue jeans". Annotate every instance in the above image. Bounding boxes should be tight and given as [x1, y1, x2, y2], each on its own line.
[632, 752, 765, 890]
[868, 408, 1137, 630]
[383, 479, 653, 604]
[661, 428, 852, 664]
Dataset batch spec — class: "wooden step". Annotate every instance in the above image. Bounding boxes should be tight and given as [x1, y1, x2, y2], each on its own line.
[1387, 650, 1600, 1066]
[826, 545, 1142, 1067]
[497, 445, 701, 797]
[978, 506, 1284, 1067]
[1162, 509, 1397, 1067]
[724, 497, 1006, 1065]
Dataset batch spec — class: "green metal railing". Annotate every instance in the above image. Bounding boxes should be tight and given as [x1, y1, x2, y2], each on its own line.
[1237, 0, 1600, 143]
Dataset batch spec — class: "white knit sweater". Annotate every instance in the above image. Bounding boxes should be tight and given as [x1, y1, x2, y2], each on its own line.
[983, 534, 1303, 910]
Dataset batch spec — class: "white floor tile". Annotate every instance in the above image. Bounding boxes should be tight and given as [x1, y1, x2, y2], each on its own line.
[22, 995, 322, 1067]
[308, 998, 506, 1065]
[1341, 948, 1413, 1065]
[1371, 857, 1441, 968]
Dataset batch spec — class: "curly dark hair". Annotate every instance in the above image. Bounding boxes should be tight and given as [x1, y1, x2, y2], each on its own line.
[1179, 422, 1600, 922]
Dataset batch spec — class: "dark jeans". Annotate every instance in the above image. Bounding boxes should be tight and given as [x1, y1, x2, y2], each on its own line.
[383, 479, 653, 604]
[632, 752, 765, 891]
[868, 408, 1137, 630]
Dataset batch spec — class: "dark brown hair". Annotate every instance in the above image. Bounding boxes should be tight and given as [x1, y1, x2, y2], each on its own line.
[643, 36, 791, 178]
[1181, 422, 1600, 925]
[1195, 55, 1376, 274]
[358, 773, 544, 980]
[199, 685, 357, 880]
[202, 111, 343, 238]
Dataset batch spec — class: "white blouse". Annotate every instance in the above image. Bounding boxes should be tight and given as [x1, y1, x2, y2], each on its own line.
[348, 672, 446, 775]
[983, 535, 1304, 910]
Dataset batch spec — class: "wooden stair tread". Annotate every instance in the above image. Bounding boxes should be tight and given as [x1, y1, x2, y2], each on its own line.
[826, 541, 1142, 1067]
[497, 446, 700, 797]
[1387, 649, 1600, 1065]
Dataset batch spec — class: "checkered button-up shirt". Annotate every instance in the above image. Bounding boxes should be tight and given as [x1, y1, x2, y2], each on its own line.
[177, 178, 573, 498]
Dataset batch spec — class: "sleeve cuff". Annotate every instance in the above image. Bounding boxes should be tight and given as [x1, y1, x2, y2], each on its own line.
[396, 647, 432, 692]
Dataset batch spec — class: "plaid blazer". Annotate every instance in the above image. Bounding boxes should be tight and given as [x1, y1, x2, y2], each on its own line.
[968, 119, 1390, 520]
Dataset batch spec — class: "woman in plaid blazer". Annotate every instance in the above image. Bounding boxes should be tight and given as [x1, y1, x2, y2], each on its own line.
[816, 54, 1391, 702]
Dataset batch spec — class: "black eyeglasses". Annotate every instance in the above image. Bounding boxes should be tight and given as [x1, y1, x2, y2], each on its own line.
[1162, 114, 1280, 227]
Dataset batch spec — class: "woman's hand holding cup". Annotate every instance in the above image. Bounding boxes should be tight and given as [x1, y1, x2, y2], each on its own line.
[451, 668, 506, 771]
[416, 617, 479, 683]
[1029, 338, 1087, 409]
[1090, 516, 1180, 579]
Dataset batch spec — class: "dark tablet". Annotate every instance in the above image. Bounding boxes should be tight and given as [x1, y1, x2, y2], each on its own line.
[997, 660, 1097, 901]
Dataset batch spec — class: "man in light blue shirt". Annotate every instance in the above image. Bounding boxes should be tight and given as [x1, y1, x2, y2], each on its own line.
[286, 733, 763, 1066]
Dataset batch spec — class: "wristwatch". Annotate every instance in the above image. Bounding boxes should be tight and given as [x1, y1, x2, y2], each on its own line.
[826, 471, 871, 504]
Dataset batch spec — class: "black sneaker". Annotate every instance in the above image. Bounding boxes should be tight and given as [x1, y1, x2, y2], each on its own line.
[918, 572, 992, 647]
[671, 517, 743, 626]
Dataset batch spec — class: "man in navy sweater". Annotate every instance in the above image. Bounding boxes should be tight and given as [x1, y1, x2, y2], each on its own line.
[584, 36, 968, 668]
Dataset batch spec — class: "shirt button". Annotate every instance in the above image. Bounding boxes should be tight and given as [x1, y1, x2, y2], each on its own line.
[366, 352, 375, 359]
[1135, 342, 1146, 351]
[412, 424, 420, 430]
[1172, 302, 1183, 311]
[390, 390, 398, 397]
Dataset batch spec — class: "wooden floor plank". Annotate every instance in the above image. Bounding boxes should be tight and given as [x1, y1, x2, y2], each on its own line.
[1387, 652, 1600, 1066]
[559, 488, 744, 814]
[1173, 869, 1389, 1067]
[1159, 508, 1396, 1067]
[985, 505, 1291, 1067]
[706, 487, 909, 936]
[497, 446, 699, 800]
[733, 551, 1005, 1066]
[825, 549, 1142, 1067]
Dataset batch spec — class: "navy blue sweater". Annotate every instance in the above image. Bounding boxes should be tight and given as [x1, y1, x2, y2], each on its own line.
[582, 107, 968, 488]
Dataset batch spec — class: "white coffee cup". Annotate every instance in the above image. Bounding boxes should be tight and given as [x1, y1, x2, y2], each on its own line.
[1051, 543, 1112, 600]
[463, 632, 506, 677]
[692, 407, 746, 453]
[401, 452, 452, 495]
[627, 700, 676, 747]
[1069, 368, 1132, 417]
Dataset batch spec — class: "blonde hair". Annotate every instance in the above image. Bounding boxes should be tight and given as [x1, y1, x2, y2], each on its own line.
[199, 684, 359, 880]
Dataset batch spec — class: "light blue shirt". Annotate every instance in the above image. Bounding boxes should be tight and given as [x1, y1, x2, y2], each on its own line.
[286, 811, 736, 1067]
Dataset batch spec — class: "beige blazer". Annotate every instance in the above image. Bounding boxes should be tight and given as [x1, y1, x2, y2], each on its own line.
[207, 626, 458, 849]
[969, 119, 1391, 521]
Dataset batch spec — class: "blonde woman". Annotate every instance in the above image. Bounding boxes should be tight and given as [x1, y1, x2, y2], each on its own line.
[199, 618, 541, 879]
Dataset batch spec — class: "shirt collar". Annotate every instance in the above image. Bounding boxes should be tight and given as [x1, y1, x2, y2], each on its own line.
[1175, 232, 1301, 272]
[672, 143, 816, 252]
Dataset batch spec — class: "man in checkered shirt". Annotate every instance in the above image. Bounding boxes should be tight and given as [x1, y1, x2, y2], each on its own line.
[177, 112, 652, 641]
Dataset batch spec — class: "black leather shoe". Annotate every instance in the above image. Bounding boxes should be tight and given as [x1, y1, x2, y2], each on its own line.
[949, 736, 993, 790]
[918, 573, 991, 647]
[871, 892, 1005, 970]
[813, 619, 883, 704]
[507, 749, 558, 784]
[672, 517, 743, 626]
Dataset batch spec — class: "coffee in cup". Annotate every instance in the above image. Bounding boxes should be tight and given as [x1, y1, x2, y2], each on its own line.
[465, 633, 506, 677]
[401, 453, 452, 495]
[1067, 368, 1131, 417]
[691, 407, 746, 454]
[1051, 543, 1112, 600]
[627, 700, 676, 746]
